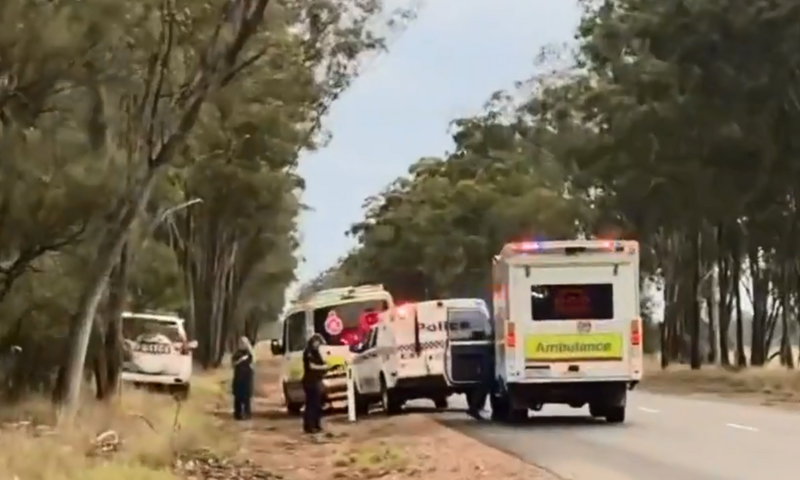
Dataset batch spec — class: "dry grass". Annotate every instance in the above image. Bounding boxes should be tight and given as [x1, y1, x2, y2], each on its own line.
[0, 372, 235, 480]
[642, 354, 800, 408]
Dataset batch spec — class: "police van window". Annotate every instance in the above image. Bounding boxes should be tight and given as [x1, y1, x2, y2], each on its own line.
[446, 307, 492, 341]
[313, 300, 386, 346]
[531, 284, 614, 321]
[285, 311, 307, 352]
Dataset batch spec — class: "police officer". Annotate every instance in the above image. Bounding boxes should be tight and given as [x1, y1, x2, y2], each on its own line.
[231, 336, 255, 420]
[466, 353, 494, 420]
[302, 333, 329, 434]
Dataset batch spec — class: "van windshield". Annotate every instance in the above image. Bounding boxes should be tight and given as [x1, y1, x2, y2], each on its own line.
[313, 300, 388, 346]
[531, 284, 614, 321]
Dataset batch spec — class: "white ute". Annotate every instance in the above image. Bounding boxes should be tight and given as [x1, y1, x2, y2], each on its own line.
[446, 240, 643, 424]
[351, 298, 489, 414]
[120, 311, 198, 396]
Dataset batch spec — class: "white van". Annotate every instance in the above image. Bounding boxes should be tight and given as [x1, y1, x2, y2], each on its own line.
[120, 311, 197, 396]
[270, 284, 395, 415]
[445, 240, 642, 424]
[351, 298, 489, 414]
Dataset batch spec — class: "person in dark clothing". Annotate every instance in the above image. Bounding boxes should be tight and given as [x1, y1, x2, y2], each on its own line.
[302, 333, 329, 433]
[231, 336, 255, 420]
[466, 347, 494, 420]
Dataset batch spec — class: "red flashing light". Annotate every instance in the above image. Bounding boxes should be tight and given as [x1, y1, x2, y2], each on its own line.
[631, 318, 642, 346]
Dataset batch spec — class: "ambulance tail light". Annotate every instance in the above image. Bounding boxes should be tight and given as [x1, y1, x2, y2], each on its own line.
[630, 318, 642, 346]
[506, 322, 516, 348]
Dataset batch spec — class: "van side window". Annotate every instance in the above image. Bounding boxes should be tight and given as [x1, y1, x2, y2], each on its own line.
[285, 312, 307, 352]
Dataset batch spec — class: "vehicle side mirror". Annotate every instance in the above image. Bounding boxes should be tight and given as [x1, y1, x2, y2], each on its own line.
[270, 339, 285, 356]
[187, 340, 199, 349]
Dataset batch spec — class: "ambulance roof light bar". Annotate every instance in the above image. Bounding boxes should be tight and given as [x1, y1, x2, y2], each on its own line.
[502, 239, 635, 256]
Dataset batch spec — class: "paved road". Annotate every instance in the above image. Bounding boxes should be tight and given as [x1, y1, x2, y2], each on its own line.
[433, 391, 800, 480]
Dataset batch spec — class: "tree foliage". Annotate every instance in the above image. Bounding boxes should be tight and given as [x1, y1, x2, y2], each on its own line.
[0, 0, 416, 408]
[305, 0, 800, 370]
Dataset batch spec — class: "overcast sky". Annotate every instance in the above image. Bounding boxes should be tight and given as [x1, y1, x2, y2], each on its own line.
[294, 0, 581, 292]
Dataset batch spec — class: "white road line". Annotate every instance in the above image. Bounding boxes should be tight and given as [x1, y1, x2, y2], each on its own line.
[726, 423, 758, 432]
[638, 407, 660, 413]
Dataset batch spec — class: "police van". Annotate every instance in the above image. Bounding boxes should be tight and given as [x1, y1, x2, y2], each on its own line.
[270, 284, 395, 415]
[351, 298, 490, 414]
[445, 240, 642, 424]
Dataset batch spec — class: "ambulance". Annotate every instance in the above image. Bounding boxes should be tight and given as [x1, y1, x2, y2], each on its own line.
[350, 298, 490, 414]
[270, 284, 394, 415]
[445, 240, 642, 424]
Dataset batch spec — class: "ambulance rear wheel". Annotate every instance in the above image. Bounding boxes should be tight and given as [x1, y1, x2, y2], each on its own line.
[605, 406, 626, 424]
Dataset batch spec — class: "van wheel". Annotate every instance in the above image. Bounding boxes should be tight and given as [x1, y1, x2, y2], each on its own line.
[605, 406, 626, 424]
[589, 403, 605, 418]
[354, 387, 370, 416]
[380, 376, 402, 415]
[283, 383, 302, 416]
[433, 396, 448, 410]
[490, 394, 510, 421]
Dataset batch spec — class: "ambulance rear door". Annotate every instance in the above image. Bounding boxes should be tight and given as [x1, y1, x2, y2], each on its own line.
[510, 241, 641, 382]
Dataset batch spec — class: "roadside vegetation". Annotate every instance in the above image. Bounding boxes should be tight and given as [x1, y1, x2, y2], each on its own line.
[300, 0, 800, 396]
[0, 0, 419, 478]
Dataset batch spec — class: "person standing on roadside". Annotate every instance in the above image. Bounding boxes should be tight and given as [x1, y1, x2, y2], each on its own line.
[232, 336, 256, 420]
[302, 333, 329, 433]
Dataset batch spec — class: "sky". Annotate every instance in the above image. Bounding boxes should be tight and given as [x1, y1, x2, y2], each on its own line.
[294, 0, 581, 293]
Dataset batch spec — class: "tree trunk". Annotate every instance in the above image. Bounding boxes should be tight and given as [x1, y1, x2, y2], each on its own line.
[689, 231, 702, 370]
[54, 168, 159, 418]
[716, 225, 731, 366]
[732, 248, 747, 367]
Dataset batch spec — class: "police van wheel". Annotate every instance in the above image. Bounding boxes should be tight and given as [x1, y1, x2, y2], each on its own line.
[605, 406, 625, 424]
[380, 377, 402, 415]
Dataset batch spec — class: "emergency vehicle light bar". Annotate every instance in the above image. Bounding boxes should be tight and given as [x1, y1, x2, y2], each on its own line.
[502, 240, 636, 256]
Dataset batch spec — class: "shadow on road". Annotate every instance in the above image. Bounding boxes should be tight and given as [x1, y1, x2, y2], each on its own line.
[435, 413, 620, 432]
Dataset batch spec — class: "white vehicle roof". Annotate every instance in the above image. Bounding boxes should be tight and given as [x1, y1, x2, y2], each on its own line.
[289, 284, 391, 314]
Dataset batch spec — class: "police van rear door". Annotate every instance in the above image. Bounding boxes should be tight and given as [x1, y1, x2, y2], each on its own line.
[443, 299, 494, 386]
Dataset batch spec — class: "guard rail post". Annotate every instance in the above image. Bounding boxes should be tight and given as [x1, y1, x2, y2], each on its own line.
[346, 364, 356, 422]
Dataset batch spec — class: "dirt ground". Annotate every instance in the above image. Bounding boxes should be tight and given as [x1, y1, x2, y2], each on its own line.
[237, 355, 557, 480]
[641, 356, 800, 410]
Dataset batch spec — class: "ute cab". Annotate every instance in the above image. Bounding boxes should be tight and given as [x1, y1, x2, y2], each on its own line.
[352, 298, 490, 414]
[447, 239, 642, 424]
[271, 284, 394, 415]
